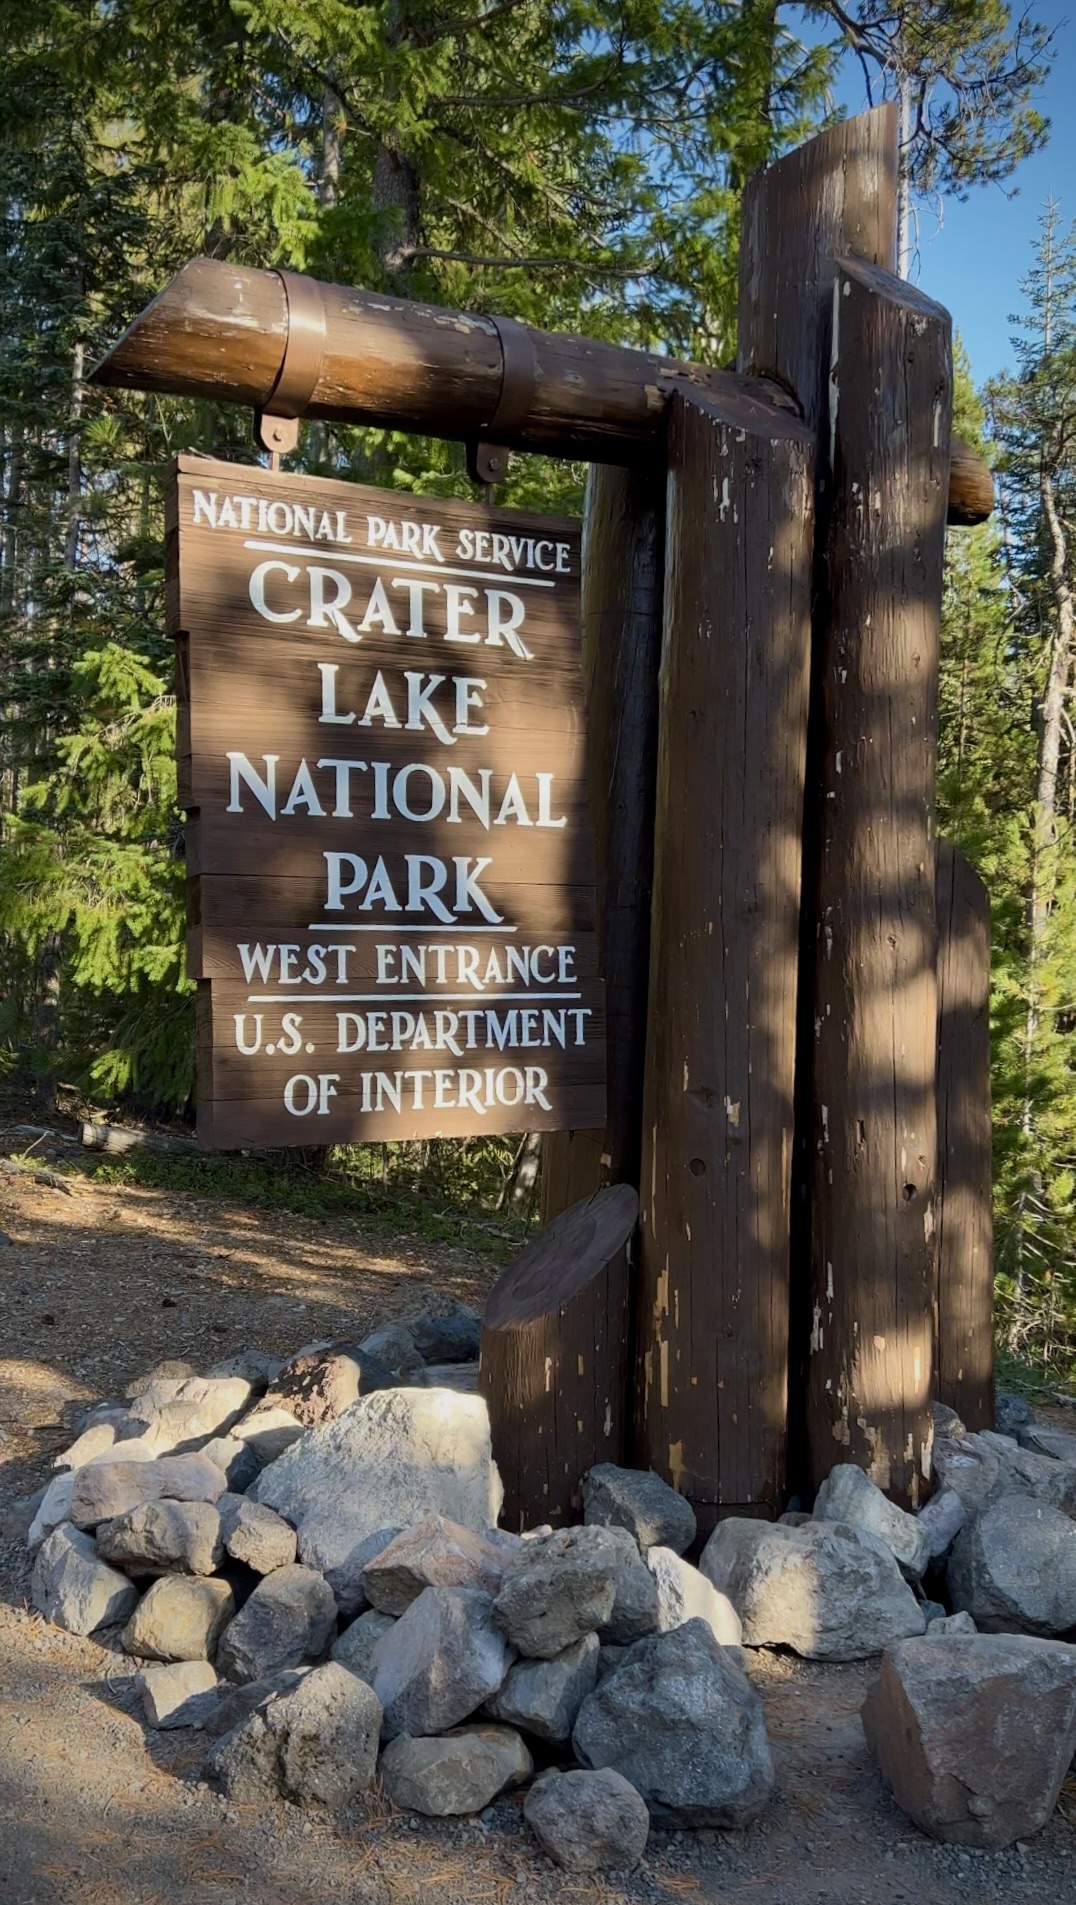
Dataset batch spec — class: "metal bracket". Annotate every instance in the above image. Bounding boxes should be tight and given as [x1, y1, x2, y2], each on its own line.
[467, 315, 537, 487]
[254, 270, 327, 468]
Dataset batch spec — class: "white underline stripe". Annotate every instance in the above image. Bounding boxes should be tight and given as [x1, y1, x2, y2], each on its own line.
[246, 991, 584, 1004]
[305, 923, 519, 933]
[242, 539, 558, 587]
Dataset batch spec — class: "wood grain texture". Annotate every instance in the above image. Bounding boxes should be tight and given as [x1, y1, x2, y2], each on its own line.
[481, 1183, 638, 1529]
[804, 258, 952, 1508]
[635, 387, 815, 1528]
[541, 460, 665, 1223]
[936, 840, 994, 1432]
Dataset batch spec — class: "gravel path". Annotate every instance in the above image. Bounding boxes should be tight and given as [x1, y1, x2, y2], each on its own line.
[2, 1146, 1075, 1904]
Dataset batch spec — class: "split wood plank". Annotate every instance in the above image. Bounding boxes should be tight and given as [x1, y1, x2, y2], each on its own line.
[480, 1183, 638, 1530]
[936, 840, 994, 1432]
[635, 386, 815, 1530]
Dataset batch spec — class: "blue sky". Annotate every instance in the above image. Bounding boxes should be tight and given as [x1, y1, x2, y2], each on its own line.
[828, 0, 1075, 387]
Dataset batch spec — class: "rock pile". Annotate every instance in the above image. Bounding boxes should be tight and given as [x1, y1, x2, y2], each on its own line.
[25, 1332, 1076, 1867]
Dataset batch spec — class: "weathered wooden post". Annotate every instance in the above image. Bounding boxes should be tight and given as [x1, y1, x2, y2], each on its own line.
[540, 463, 665, 1222]
[936, 841, 994, 1431]
[634, 388, 814, 1528]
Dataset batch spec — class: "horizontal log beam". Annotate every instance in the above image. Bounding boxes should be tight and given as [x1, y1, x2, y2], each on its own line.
[90, 257, 991, 522]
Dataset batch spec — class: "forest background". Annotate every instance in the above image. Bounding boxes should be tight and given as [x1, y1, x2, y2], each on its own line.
[1, 1, 1073, 1377]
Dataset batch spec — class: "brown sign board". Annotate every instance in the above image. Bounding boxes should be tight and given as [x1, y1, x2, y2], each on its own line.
[166, 456, 606, 1146]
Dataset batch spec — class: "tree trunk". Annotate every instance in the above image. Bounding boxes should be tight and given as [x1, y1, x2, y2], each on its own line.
[481, 1183, 638, 1531]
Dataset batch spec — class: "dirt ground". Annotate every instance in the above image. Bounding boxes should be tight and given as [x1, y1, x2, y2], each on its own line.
[2, 1129, 1076, 1905]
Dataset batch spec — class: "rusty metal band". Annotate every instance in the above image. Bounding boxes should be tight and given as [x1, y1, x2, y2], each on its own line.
[263, 270, 327, 418]
[486, 315, 537, 436]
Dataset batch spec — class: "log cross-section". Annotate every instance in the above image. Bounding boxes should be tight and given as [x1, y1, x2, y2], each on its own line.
[480, 1183, 639, 1532]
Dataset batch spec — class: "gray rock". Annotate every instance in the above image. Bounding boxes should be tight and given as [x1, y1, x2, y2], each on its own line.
[572, 1618, 774, 1827]
[360, 1324, 427, 1382]
[1, 1486, 47, 1544]
[216, 1564, 337, 1682]
[69, 1451, 226, 1529]
[934, 1429, 1056, 1517]
[917, 1488, 968, 1561]
[596, 1644, 628, 1682]
[583, 1464, 697, 1555]
[493, 1525, 657, 1658]
[362, 1516, 505, 1614]
[201, 1435, 261, 1493]
[485, 1633, 599, 1743]
[126, 1376, 256, 1451]
[919, 1599, 948, 1623]
[813, 1464, 929, 1577]
[645, 1545, 742, 1647]
[31, 1525, 139, 1636]
[232, 1405, 306, 1469]
[96, 1500, 223, 1575]
[411, 1302, 482, 1364]
[424, 1362, 480, 1394]
[371, 1585, 513, 1738]
[925, 1611, 978, 1636]
[202, 1667, 309, 1738]
[1033, 1463, 1076, 1519]
[122, 1575, 235, 1661]
[700, 1517, 925, 1660]
[207, 1350, 282, 1388]
[995, 1394, 1035, 1439]
[263, 1662, 382, 1807]
[947, 1492, 1076, 1634]
[1018, 1424, 1076, 1463]
[138, 1660, 219, 1728]
[262, 1343, 396, 1428]
[202, 1710, 280, 1802]
[525, 1767, 650, 1872]
[27, 1471, 75, 1549]
[124, 1359, 197, 1396]
[930, 1401, 965, 1438]
[323, 1526, 399, 1621]
[219, 1497, 297, 1575]
[331, 1609, 397, 1679]
[252, 1389, 503, 1586]
[54, 1417, 123, 1469]
[862, 1633, 1076, 1847]
[379, 1725, 532, 1815]
[977, 1430, 1058, 1489]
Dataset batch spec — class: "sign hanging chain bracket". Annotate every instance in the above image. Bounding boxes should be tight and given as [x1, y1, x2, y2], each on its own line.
[254, 271, 327, 470]
[467, 316, 537, 489]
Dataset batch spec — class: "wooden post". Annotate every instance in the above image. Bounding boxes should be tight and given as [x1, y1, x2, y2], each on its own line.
[936, 841, 994, 1431]
[635, 387, 814, 1530]
[541, 462, 665, 1223]
[480, 1184, 639, 1531]
[804, 258, 952, 1507]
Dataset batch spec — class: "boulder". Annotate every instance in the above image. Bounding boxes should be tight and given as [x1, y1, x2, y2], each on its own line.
[207, 1349, 282, 1389]
[215, 1564, 337, 1682]
[31, 1525, 139, 1636]
[424, 1362, 480, 1394]
[232, 1405, 306, 1469]
[322, 1526, 399, 1621]
[126, 1376, 255, 1450]
[371, 1585, 513, 1738]
[125, 1359, 197, 1395]
[201, 1435, 261, 1493]
[976, 1431, 1058, 1489]
[203, 1667, 309, 1739]
[645, 1546, 742, 1647]
[934, 1430, 1055, 1516]
[261, 1343, 396, 1428]
[524, 1767, 650, 1873]
[219, 1497, 297, 1575]
[916, 1488, 968, 1561]
[1018, 1423, 1076, 1464]
[925, 1612, 978, 1637]
[583, 1465, 696, 1556]
[1033, 1463, 1076, 1519]
[411, 1302, 482, 1364]
[331, 1609, 397, 1679]
[27, 1471, 75, 1549]
[96, 1500, 223, 1576]
[947, 1492, 1076, 1635]
[206, 1663, 381, 1807]
[572, 1618, 774, 1827]
[379, 1725, 532, 1816]
[994, 1394, 1035, 1439]
[252, 1389, 503, 1586]
[54, 1417, 122, 1470]
[930, 1401, 965, 1438]
[362, 1516, 505, 1614]
[700, 1517, 925, 1660]
[122, 1576, 235, 1661]
[493, 1525, 656, 1658]
[813, 1464, 929, 1577]
[862, 1634, 1076, 1847]
[485, 1633, 599, 1743]
[359, 1324, 427, 1383]
[69, 1451, 226, 1529]
[138, 1660, 219, 1728]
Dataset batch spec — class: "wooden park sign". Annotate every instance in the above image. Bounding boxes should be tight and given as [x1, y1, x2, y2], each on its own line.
[166, 456, 605, 1146]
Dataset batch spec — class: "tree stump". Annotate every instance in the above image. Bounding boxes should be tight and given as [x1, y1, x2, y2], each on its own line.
[480, 1183, 638, 1531]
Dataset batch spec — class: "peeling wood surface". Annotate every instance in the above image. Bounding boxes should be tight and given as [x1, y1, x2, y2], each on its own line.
[804, 258, 952, 1508]
[936, 841, 994, 1432]
[541, 461, 665, 1221]
[635, 388, 815, 1527]
[480, 1183, 637, 1529]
